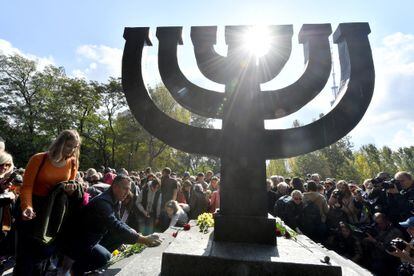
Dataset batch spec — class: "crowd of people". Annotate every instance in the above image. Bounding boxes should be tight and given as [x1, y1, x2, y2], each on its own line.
[1, 129, 414, 275]
[270, 172, 414, 275]
[0, 130, 218, 275]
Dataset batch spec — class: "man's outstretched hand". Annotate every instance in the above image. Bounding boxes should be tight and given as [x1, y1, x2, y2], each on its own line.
[138, 234, 162, 247]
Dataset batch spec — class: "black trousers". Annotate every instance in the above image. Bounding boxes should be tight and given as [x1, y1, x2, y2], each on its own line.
[13, 218, 55, 276]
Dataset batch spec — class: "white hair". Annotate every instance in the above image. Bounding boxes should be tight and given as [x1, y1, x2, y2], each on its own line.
[277, 182, 289, 195]
[291, 190, 303, 199]
[0, 151, 14, 178]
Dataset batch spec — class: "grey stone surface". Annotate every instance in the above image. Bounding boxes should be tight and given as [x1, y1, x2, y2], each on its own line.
[103, 230, 175, 276]
[161, 222, 346, 276]
[104, 221, 372, 275]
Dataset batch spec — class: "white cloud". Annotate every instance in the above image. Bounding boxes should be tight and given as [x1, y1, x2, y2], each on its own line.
[72, 44, 122, 81]
[347, 32, 414, 149]
[255, 31, 414, 150]
[390, 122, 414, 149]
[0, 38, 55, 70]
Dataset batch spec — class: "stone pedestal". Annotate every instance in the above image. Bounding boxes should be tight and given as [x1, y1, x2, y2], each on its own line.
[214, 213, 276, 245]
[160, 221, 372, 276]
[104, 221, 372, 276]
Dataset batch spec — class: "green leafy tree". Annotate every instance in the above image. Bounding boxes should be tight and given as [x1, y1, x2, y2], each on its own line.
[289, 151, 331, 179]
[393, 146, 414, 172]
[267, 159, 288, 177]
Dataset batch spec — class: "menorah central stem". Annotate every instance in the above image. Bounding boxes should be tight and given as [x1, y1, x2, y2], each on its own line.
[214, 67, 276, 245]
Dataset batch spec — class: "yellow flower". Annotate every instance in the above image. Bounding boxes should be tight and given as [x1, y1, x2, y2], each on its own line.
[112, 249, 120, 256]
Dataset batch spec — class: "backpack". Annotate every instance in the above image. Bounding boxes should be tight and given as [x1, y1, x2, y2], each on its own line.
[302, 200, 322, 225]
[300, 200, 322, 240]
[274, 195, 292, 221]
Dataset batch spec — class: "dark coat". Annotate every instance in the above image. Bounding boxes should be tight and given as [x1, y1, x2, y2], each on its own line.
[274, 196, 304, 230]
[62, 189, 139, 256]
[267, 190, 278, 216]
[189, 190, 208, 219]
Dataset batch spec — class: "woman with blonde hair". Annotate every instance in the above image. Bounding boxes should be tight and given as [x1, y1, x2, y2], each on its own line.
[0, 151, 16, 257]
[14, 129, 81, 275]
[0, 151, 14, 179]
[335, 180, 359, 224]
[165, 200, 188, 227]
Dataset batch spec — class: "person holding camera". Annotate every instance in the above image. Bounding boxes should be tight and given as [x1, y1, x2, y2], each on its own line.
[327, 221, 363, 264]
[14, 130, 81, 275]
[364, 173, 391, 216]
[387, 217, 414, 275]
[362, 212, 403, 275]
[387, 172, 414, 223]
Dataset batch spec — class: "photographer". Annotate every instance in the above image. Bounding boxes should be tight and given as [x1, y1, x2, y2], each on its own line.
[326, 189, 349, 232]
[387, 217, 414, 275]
[336, 181, 359, 224]
[364, 173, 398, 221]
[327, 221, 363, 264]
[362, 212, 403, 275]
[387, 172, 414, 223]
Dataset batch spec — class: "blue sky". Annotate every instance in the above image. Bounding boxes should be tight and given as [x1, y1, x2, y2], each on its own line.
[1, 0, 414, 150]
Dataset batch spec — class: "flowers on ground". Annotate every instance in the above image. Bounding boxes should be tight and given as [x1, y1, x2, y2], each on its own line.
[197, 213, 214, 233]
[275, 217, 297, 239]
[183, 223, 191, 231]
[109, 243, 146, 265]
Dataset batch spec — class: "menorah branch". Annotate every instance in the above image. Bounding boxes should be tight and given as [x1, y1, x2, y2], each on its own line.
[260, 24, 332, 119]
[263, 23, 374, 159]
[256, 25, 293, 83]
[157, 27, 225, 119]
[122, 27, 222, 156]
[191, 26, 228, 85]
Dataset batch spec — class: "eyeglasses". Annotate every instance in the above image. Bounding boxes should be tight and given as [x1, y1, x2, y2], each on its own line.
[0, 163, 11, 168]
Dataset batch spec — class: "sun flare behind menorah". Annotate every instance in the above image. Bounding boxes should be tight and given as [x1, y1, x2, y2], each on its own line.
[122, 23, 375, 245]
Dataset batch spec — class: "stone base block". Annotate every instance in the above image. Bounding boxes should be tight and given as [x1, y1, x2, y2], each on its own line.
[160, 221, 372, 276]
[214, 213, 277, 245]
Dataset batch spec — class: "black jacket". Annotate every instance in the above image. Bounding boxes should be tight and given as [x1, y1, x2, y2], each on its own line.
[388, 186, 414, 222]
[63, 189, 139, 255]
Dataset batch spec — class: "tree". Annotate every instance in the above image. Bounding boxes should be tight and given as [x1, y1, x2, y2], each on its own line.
[289, 151, 331, 179]
[353, 152, 373, 181]
[359, 144, 382, 174]
[394, 146, 414, 172]
[140, 85, 190, 168]
[0, 55, 65, 163]
[267, 159, 288, 177]
[379, 146, 398, 174]
[91, 77, 126, 168]
[318, 136, 360, 182]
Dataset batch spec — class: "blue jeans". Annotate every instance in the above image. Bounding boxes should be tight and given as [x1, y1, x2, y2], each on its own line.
[71, 244, 111, 276]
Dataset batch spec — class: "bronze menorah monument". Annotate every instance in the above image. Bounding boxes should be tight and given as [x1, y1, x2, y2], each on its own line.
[122, 23, 374, 246]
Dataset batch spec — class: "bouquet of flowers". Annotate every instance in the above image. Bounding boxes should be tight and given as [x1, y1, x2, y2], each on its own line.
[109, 243, 146, 265]
[275, 217, 297, 239]
[197, 213, 214, 233]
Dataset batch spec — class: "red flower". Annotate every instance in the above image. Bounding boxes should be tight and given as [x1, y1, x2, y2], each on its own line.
[172, 231, 178, 238]
[284, 231, 291, 239]
[275, 229, 282, 237]
[183, 224, 191, 231]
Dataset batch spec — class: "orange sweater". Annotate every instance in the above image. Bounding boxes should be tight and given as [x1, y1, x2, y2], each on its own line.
[20, 152, 78, 210]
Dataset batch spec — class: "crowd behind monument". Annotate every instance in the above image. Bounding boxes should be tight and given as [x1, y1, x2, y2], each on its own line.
[0, 129, 414, 275]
